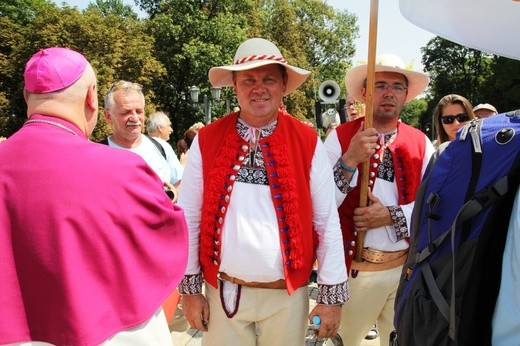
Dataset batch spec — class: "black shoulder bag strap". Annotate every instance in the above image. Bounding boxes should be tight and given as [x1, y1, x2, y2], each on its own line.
[143, 134, 167, 160]
[99, 135, 167, 161]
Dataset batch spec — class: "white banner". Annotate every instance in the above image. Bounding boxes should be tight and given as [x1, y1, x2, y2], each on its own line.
[399, 0, 520, 60]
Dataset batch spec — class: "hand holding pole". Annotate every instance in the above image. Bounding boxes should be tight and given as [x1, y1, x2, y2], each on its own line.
[355, 0, 379, 262]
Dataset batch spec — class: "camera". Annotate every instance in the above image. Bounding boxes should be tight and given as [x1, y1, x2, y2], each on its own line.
[164, 188, 175, 200]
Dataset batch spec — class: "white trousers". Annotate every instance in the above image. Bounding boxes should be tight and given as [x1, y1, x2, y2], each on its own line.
[203, 282, 309, 346]
[337, 266, 402, 346]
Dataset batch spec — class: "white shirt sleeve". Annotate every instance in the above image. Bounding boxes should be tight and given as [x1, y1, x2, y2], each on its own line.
[311, 138, 348, 285]
[323, 129, 358, 206]
[177, 135, 203, 275]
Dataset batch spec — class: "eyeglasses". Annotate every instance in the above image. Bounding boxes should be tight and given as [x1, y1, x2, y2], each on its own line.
[107, 80, 143, 94]
[440, 113, 470, 124]
[374, 82, 407, 95]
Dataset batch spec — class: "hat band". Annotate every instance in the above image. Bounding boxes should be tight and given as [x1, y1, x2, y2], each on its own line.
[234, 54, 287, 65]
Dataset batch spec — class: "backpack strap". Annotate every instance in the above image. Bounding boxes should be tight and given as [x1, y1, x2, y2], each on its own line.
[462, 120, 484, 242]
[417, 175, 510, 263]
[419, 121, 484, 263]
[143, 134, 167, 161]
[420, 175, 511, 341]
[98, 135, 167, 161]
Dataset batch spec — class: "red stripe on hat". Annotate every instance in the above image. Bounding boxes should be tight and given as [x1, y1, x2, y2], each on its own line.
[235, 54, 287, 65]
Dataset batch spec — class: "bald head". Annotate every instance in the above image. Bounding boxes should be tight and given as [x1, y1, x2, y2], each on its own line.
[25, 63, 98, 136]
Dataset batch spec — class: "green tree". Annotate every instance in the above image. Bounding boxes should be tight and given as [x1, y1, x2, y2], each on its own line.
[265, 0, 357, 122]
[421, 36, 493, 125]
[87, 0, 139, 19]
[0, 0, 56, 136]
[0, 15, 25, 136]
[486, 57, 520, 113]
[419, 36, 501, 134]
[0, 0, 50, 25]
[136, 0, 357, 132]
[0, 0, 361, 140]
[0, 0, 165, 140]
[420, 36, 520, 131]
[294, 1, 357, 90]
[141, 0, 251, 141]
[401, 98, 429, 134]
[422, 37, 493, 103]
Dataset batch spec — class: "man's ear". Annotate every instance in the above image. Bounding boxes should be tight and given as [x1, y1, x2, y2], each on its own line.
[232, 79, 238, 94]
[103, 108, 111, 122]
[361, 87, 368, 102]
[86, 84, 98, 111]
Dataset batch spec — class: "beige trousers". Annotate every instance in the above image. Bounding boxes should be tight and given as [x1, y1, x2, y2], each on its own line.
[337, 265, 402, 346]
[202, 281, 309, 346]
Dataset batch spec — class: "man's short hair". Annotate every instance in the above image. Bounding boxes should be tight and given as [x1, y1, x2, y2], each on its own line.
[146, 111, 170, 134]
[104, 80, 144, 111]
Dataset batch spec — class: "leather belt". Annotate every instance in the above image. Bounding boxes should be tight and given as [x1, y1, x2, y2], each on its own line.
[350, 248, 408, 272]
[362, 248, 408, 263]
[218, 272, 287, 289]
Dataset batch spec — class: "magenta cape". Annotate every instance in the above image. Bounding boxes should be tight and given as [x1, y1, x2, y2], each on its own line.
[0, 115, 188, 345]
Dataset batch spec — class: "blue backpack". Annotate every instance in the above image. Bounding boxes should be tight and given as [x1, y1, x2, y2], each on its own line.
[394, 110, 520, 345]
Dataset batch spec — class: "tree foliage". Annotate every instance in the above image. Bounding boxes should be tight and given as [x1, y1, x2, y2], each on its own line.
[487, 56, 520, 113]
[0, 0, 359, 141]
[422, 37, 493, 103]
[88, 0, 138, 19]
[417, 36, 520, 132]
[0, 0, 165, 140]
[3, 1, 520, 145]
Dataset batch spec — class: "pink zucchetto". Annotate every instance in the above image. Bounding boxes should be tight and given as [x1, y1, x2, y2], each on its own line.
[24, 47, 88, 94]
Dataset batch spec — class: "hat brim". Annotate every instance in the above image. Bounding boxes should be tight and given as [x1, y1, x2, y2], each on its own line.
[345, 64, 429, 103]
[473, 104, 497, 113]
[209, 60, 310, 96]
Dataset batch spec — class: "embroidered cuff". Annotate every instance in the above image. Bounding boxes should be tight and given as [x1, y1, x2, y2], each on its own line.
[333, 162, 354, 194]
[178, 273, 203, 294]
[316, 281, 349, 305]
[388, 205, 408, 241]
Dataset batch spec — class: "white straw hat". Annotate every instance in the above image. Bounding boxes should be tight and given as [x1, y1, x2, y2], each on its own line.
[345, 54, 430, 103]
[473, 103, 498, 114]
[208, 38, 311, 96]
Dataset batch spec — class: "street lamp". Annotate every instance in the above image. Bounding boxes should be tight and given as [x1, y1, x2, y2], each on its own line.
[424, 122, 433, 140]
[190, 86, 222, 124]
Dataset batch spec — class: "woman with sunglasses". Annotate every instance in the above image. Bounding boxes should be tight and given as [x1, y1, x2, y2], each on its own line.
[433, 94, 476, 146]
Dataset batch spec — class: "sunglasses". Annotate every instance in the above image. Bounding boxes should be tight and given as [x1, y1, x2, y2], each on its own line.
[440, 113, 470, 124]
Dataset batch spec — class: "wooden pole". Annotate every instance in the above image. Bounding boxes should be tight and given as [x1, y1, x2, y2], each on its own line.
[355, 0, 379, 262]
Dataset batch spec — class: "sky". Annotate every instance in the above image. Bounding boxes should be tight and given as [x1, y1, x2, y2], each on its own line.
[56, 0, 434, 71]
[326, 0, 435, 71]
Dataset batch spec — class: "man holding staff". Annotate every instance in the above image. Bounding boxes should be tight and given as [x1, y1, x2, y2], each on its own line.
[323, 54, 434, 346]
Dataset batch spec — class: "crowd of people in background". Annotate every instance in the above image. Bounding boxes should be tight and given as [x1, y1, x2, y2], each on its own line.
[0, 35, 510, 346]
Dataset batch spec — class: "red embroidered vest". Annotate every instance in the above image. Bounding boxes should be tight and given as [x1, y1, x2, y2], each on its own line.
[197, 111, 317, 293]
[336, 117, 426, 272]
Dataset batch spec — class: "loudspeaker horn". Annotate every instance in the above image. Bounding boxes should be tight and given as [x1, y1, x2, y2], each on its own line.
[318, 80, 340, 103]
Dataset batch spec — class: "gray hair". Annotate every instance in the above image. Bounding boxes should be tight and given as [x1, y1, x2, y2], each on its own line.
[146, 111, 170, 133]
[104, 80, 145, 111]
